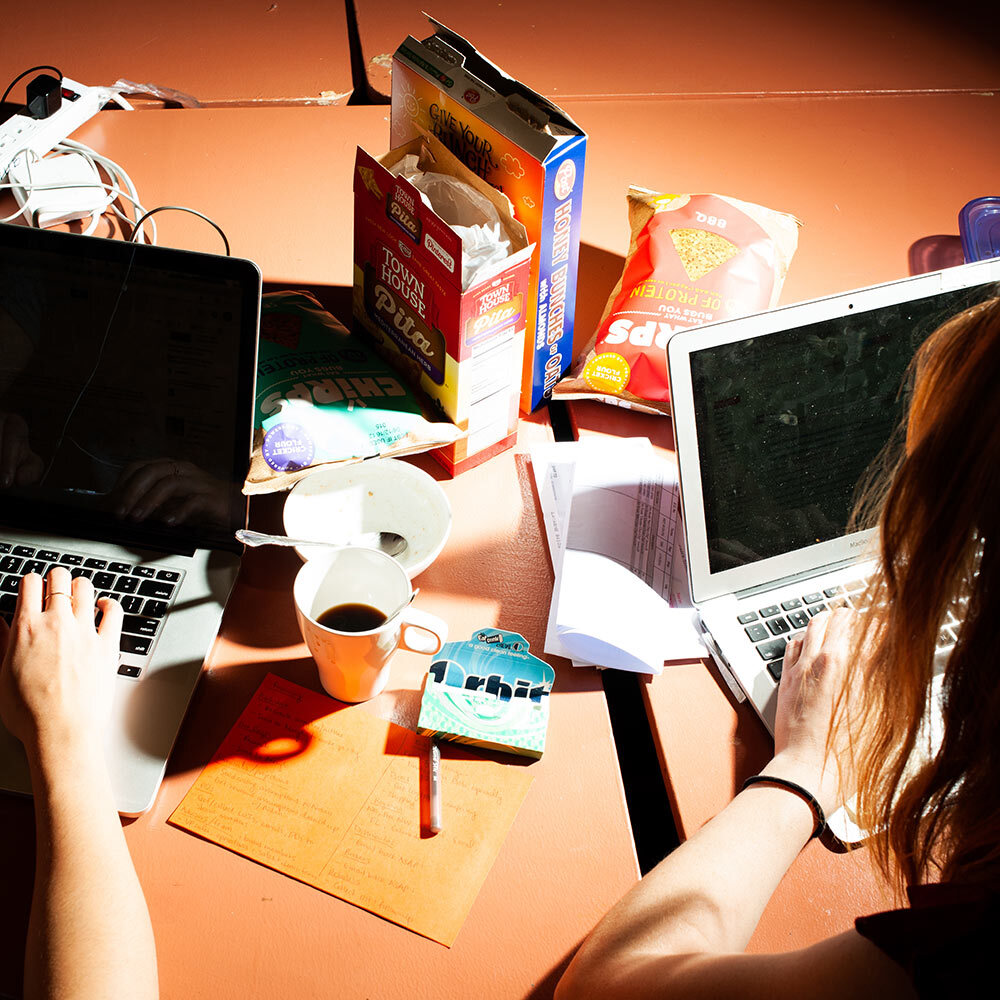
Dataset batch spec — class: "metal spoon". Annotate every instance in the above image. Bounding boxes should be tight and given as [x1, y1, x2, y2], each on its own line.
[384, 587, 418, 623]
[236, 527, 408, 558]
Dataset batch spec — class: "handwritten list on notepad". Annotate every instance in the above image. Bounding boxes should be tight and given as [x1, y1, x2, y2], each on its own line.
[169, 673, 534, 946]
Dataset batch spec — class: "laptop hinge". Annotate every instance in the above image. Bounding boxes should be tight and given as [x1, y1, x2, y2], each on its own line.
[733, 555, 871, 601]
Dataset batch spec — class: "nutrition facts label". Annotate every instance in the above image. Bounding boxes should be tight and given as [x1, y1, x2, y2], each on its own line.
[466, 335, 518, 454]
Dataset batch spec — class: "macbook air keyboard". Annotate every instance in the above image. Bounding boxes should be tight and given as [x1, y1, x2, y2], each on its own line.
[736, 578, 959, 684]
[0, 541, 182, 679]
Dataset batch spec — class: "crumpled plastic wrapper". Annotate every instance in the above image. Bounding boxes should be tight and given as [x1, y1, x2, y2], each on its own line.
[111, 78, 201, 108]
[389, 156, 511, 290]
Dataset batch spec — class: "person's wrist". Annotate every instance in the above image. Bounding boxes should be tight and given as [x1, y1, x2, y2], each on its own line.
[24, 719, 105, 782]
[743, 773, 826, 839]
[761, 750, 840, 816]
[737, 772, 819, 845]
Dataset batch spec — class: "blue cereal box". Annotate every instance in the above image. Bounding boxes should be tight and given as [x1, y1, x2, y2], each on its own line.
[417, 628, 555, 759]
[391, 16, 587, 413]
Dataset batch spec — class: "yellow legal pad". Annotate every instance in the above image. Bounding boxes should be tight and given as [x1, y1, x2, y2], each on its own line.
[169, 673, 534, 946]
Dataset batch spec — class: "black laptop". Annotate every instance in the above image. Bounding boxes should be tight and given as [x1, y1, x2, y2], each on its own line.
[0, 222, 260, 814]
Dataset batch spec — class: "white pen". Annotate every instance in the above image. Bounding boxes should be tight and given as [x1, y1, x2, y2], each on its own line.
[429, 740, 442, 834]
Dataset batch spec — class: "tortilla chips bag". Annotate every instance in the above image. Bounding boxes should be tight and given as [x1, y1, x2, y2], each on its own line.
[554, 188, 799, 414]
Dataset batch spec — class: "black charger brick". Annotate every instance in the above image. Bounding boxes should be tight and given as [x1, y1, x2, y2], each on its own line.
[26, 74, 62, 119]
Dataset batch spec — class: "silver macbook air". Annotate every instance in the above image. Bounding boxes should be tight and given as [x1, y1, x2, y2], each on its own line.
[0, 222, 260, 815]
[668, 259, 1000, 840]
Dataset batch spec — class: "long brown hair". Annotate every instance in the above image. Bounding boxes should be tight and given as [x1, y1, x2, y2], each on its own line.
[846, 295, 1000, 895]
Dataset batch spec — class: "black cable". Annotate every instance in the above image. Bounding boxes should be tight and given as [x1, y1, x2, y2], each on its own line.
[129, 205, 231, 256]
[40, 240, 140, 486]
[1, 65, 63, 108]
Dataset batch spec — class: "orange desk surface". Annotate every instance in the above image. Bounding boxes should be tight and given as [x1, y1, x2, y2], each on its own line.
[356, 0, 997, 100]
[0, 417, 639, 1000]
[58, 90, 1000, 316]
[1, 78, 993, 971]
[62, 105, 391, 286]
[2, 1, 353, 105]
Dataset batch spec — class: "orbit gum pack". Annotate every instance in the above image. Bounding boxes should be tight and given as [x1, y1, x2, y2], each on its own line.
[417, 628, 554, 759]
[390, 16, 588, 413]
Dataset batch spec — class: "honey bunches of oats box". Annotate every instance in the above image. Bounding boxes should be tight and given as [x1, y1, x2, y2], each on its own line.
[391, 16, 587, 414]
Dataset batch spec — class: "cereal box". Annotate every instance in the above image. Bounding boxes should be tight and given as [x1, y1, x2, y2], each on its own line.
[352, 132, 534, 475]
[390, 17, 588, 413]
[417, 628, 554, 759]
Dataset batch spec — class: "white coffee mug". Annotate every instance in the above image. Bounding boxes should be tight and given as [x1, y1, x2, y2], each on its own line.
[293, 546, 447, 703]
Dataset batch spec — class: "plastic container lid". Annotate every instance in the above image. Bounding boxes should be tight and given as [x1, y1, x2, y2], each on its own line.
[959, 197, 1000, 262]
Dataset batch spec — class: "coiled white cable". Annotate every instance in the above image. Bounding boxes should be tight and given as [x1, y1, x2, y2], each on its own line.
[0, 139, 157, 242]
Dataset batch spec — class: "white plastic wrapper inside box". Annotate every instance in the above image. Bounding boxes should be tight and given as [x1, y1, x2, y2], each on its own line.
[388, 155, 511, 290]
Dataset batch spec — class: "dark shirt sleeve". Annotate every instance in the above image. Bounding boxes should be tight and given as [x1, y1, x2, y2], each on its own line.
[855, 883, 997, 998]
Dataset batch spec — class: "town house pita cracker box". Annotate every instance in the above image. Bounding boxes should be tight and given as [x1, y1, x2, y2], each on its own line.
[390, 17, 587, 413]
[352, 133, 534, 475]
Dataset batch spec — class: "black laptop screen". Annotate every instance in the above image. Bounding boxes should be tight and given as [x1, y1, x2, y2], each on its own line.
[0, 225, 258, 554]
[689, 281, 998, 575]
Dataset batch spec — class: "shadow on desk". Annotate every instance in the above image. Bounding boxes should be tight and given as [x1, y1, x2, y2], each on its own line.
[0, 794, 33, 997]
[573, 243, 627, 360]
[696, 656, 778, 796]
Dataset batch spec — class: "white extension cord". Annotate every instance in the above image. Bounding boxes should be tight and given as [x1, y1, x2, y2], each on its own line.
[1, 70, 228, 252]
[0, 73, 156, 242]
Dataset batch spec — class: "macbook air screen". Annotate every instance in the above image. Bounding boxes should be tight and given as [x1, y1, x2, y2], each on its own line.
[690, 282, 998, 574]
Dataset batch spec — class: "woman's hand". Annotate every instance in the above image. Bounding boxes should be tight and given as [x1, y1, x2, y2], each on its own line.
[0, 570, 159, 1000]
[0, 568, 123, 757]
[767, 607, 859, 816]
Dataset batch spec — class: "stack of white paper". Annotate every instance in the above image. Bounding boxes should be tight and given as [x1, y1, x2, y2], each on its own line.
[530, 438, 706, 673]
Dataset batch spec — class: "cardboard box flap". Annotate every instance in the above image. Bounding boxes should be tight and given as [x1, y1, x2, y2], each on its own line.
[371, 132, 531, 291]
[396, 16, 585, 160]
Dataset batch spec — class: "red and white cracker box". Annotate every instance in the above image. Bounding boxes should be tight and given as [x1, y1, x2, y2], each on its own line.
[352, 133, 534, 475]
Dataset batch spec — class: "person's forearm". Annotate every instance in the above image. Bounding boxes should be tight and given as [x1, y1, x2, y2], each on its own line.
[25, 736, 158, 1000]
[558, 754, 818, 999]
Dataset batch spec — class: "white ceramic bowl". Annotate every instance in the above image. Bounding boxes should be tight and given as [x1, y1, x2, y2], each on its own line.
[282, 459, 451, 578]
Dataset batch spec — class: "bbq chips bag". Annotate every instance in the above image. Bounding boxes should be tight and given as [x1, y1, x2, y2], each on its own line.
[554, 188, 799, 414]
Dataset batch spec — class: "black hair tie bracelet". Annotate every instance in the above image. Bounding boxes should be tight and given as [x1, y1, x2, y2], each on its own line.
[741, 775, 826, 839]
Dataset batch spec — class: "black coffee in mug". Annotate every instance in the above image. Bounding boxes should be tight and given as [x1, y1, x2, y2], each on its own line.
[316, 602, 388, 632]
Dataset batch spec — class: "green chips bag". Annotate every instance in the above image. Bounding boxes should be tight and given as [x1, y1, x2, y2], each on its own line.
[244, 291, 461, 494]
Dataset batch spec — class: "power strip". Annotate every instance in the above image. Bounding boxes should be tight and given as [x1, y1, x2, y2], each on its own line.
[0, 76, 115, 179]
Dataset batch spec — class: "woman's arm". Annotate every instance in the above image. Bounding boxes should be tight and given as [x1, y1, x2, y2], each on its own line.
[556, 609, 915, 1000]
[0, 569, 158, 1000]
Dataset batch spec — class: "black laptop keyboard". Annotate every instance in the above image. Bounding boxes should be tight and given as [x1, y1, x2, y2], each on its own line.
[0, 541, 182, 679]
[737, 577, 959, 684]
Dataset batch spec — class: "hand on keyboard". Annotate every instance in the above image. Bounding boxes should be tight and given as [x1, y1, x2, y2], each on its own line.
[767, 607, 860, 817]
[0, 568, 123, 753]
